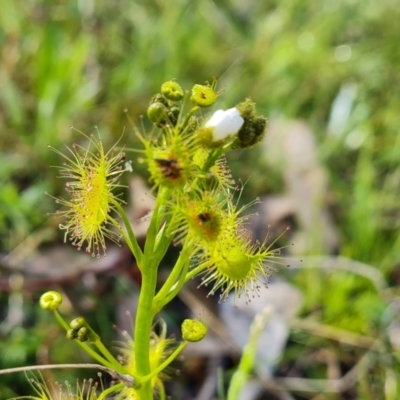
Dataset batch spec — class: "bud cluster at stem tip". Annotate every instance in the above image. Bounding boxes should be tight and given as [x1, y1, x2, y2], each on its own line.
[66, 317, 99, 342]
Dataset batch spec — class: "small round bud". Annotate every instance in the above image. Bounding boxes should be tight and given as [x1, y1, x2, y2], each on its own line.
[181, 319, 207, 342]
[39, 291, 63, 311]
[77, 327, 89, 342]
[66, 329, 78, 340]
[147, 102, 168, 125]
[161, 80, 184, 101]
[190, 84, 217, 107]
[70, 317, 85, 330]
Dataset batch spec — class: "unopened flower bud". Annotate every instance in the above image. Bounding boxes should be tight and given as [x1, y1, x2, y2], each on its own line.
[69, 318, 99, 342]
[70, 317, 85, 330]
[39, 291, 63, 311]
[77, 327, 89, 342]
[181, 319, 207, 342]
[161, 80, 184, 101]
[147, 102, 168, 125]
[66, 329, 78, 340]
[190, 84, 217, 107]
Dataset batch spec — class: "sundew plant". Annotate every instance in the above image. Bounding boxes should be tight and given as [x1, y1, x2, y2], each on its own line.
[3, 80, 283, 400]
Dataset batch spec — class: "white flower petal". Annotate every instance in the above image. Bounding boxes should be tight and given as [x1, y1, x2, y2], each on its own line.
[205, 107, 244, 142]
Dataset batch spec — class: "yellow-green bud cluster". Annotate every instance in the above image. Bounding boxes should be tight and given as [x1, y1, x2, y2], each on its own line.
[66, 317, 99, 342]
[147, 82, 184, 128]
[142, 79, 228, 191]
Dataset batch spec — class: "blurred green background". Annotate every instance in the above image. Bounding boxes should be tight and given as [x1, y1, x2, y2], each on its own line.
[1, 0, 400, 398]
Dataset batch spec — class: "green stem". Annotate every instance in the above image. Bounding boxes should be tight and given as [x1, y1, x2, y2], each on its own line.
[154, 190, 172, 238]
[94, 340, 127, 375]
[134, 187, 170, 400]
[74, 345, 114, 371]
[53, 310, 70, 330]
[183, 260, 212, 284]
[141, 342, 188, 384]
[134, 261, 158, 398]
[153, 221, 173, 263]
[97, 382, 125, 400]
[162, 258, 190, 306]
[111, 200, 143, 267]
[152, 239, 191, 313]
[143, 188, 169, 256]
